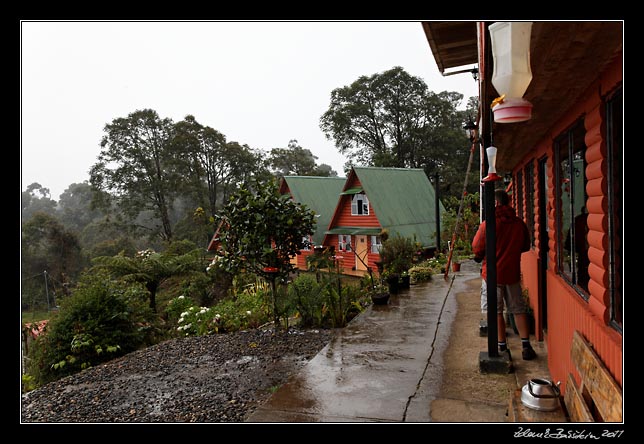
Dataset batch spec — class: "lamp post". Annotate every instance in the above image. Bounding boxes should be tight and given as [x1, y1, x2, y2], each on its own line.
[464, 115, 479, 143]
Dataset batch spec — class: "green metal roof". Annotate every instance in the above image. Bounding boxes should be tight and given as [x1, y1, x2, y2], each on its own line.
[325, 226, 383, 236]
[340, 187, 363, 195]
[351, 167, 446, 248]
[282, 176, 346, 246]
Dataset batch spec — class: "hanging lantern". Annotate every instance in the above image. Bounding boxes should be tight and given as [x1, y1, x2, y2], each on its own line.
[489, 22, 533, 123]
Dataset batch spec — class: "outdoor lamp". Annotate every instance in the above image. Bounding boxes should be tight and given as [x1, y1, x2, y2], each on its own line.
[463, 116, 479, 142]
[482, 146, 502, 182]
[489, 21, 534, 123]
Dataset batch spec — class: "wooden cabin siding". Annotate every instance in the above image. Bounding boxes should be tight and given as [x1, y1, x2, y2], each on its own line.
[517, 56, 622, 394]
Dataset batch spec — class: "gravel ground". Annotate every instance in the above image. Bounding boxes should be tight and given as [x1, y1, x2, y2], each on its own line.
[21, 327, 333, 423]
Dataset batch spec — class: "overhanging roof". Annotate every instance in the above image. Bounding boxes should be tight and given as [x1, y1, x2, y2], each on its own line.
[421, 21, 478, 73]
[326, 227, 382, 236]
[486, 21, 623, 171]
[423, 21, 623, 172]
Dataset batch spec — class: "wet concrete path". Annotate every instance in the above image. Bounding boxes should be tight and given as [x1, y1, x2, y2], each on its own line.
[246, 275, 469, 422]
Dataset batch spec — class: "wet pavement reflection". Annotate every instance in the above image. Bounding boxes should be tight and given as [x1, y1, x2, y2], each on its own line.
[246, 275, 470, 423]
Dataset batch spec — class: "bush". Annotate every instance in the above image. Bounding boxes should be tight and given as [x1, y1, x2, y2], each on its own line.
[26, 270, 157, 387]
[287, 274, 325, 327]
[379, 235, 418, 275]
[408, 266, 433, 283]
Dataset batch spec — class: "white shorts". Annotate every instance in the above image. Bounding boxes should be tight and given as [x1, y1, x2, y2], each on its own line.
[480, 280, 529, 314]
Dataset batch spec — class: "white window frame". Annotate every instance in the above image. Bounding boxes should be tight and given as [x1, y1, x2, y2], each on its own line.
[370, 235, 382, 253]
[338, 234, 352, 252]
[351, 193, 369, 216]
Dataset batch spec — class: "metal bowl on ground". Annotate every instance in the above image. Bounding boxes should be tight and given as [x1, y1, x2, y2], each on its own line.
[520, 378, 561, 411]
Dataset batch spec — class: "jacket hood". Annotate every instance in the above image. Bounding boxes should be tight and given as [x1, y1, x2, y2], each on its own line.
[496, 204, 518, 223]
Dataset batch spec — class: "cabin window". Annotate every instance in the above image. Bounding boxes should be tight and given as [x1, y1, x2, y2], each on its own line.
[351, 193, 369, 216]
[606, 88, 622, 332]
[555, 119, 589, 296]
[302, 235, 312, 251]
[525, 161, 535, 247]
[338, 234, 352, 252]
[370, 235, 382, 253]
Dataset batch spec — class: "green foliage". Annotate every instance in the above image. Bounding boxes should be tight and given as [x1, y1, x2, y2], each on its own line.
[440, 191, 480, 256]
[269, 139, 337, 177]
[22, 374, 36, 393]
[164, 294, 196, 326]
[378, 234, 418, 276]
[89, 109, 178, 242]
[26, 270, 157, 387]
[419, 254, 448, 275]
[92, 247, 209, 312]
[21, 212, 86, 308]
[408, 265, 433, 283]
[213, 177, 316, 328]
[168, 278, 271, 336]
[22, 183, 57, 221]
[322, 282, 365, 328]
[320, 66, 479, 202]
[287, 274, 326, 327]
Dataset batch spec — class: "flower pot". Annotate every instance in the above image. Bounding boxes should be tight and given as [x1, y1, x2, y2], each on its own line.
[386, 274, 400, 294]
[370, 292, 390, 305]
[400, 275, 411, 289]
[452, 262, 461, 272]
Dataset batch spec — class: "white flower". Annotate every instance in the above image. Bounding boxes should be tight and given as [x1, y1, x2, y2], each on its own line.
[246, 311, 252, 315]
[178, 295, 185, 299]
[180, 311, 189, 318]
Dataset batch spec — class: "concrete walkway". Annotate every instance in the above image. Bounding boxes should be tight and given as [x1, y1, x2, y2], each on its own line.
[246, 262, 554, 423]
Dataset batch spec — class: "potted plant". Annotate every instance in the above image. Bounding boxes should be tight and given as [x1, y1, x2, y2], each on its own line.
[368, 283, 390, 305]
[382, 270, 400, 294]
[378, 234, 417, 292]
[399, 271, 411, 288]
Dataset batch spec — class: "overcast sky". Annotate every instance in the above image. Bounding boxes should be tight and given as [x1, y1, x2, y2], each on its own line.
[20, 21, 479, 200]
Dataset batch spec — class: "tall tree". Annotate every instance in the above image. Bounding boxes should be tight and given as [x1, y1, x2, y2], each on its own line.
[171, 115, 270, 222]
[22, 212, 85, 305]
[22, 183, 57, 221]
[89, 109, 177, 242]
[171, 115, 227, 218]
[320, 66, 476, 200]
[57, 182, 105, 233]
[268, 139, 336, 177]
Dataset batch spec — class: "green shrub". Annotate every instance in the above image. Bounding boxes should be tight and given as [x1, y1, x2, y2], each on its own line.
[26, 270, 157, 387]
[287, 274, 325, 327]
[379, 235, 419, 275]
[408, 266, 433, 283]
[164, 294, 196, 326]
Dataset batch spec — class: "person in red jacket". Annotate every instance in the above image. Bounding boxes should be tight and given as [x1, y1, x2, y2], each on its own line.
[472, 189, 536, 360]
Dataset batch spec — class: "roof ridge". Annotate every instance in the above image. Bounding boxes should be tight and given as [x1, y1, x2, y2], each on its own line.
[353, 166, 424, 171]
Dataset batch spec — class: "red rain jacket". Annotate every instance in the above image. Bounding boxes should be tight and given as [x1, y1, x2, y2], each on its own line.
[472, 204, 530, 285]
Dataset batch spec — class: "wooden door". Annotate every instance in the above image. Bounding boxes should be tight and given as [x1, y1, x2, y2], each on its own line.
[355, 235, 368, 271]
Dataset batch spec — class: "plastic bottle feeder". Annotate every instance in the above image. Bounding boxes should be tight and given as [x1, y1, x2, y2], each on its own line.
[492, 97, 533, 123]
